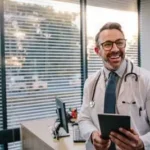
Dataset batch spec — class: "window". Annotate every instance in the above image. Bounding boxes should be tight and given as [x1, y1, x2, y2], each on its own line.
[0, 29, 4, 150]
[4, 0, 81, 149]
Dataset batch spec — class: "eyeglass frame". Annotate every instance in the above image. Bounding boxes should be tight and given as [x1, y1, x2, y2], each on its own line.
[99, 38, 127, 51]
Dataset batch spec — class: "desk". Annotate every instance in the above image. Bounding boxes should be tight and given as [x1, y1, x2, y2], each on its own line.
[21, 118, 86, 150]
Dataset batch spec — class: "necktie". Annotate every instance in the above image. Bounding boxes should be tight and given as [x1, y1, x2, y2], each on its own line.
[104, 72, 118, 113]
[104, 72, 119, 150]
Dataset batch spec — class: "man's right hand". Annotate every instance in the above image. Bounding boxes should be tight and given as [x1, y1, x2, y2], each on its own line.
[91, 131, 111, 150]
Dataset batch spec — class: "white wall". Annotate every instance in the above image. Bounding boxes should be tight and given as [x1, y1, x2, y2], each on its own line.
[140, 0, 150, 70]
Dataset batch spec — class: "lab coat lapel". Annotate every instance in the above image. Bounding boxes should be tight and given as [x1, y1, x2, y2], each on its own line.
[118, 61, 140, 102]
[94, 69, 106, 113]
[118, 77, 125, 99]
[98, 69, 105, 97]
[118, 60, 131, 99]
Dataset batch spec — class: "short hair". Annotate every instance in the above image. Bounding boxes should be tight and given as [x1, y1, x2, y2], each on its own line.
[95, 22, 124, 48]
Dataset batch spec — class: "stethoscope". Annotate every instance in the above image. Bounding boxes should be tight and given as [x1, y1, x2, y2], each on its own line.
[89, 61, 138, 108]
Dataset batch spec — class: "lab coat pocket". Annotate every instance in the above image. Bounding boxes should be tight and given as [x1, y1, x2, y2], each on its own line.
[130, 106, 150, 135]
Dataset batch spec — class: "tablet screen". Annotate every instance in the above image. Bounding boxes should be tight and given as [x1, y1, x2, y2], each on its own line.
[98, 114, 130, 139]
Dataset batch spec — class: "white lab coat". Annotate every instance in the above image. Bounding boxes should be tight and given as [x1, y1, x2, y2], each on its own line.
[78, 60, 150, 150]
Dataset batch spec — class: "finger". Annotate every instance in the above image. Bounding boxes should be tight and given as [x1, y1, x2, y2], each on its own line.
[110, 135, 133, 150]
[93, 136, 101, 144]
[93, 141, 101, 148]
[130, 128, 138, 135]
[93, 141, 109, 149]
[110, 131, 137, 147]
[94, 136, 109, 144]
[93, 139, 110, 148]
[94, 138, 110, 146]
[94, 141, 110, 150]
[99, 137, 110, 145]
[119, 128, 139, 142]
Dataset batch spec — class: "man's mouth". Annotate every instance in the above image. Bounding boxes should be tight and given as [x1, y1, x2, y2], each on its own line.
[108, 53, 121, 60]
[109, 54, 120, 59]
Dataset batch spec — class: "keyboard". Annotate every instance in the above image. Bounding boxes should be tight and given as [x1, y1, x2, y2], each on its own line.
[72, 123, 85, 143]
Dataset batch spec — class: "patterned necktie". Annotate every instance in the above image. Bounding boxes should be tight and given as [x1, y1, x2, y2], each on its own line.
[104, 71, 119, 150]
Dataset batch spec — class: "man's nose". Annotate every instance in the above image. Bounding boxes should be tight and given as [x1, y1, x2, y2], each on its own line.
[111, 43, 119, 51]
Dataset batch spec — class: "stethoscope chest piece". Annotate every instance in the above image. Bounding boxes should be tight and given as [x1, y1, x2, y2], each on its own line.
[90, 101, 95, 108]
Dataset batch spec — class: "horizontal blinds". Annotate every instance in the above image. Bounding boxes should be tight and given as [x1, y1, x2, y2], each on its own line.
[0, 30, 4, 150]
[87, 0, 138, 75]
[4, 0, 81, 149]
[87, 0, 137, 11]
[0, 67, 4, 150]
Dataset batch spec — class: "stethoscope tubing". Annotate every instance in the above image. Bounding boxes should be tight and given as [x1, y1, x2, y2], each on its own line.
[91, 61, 138, 103]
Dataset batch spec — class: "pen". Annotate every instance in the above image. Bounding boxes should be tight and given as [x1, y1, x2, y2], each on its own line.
[139, 107, 142, 116]
[122, 101, 136, 104]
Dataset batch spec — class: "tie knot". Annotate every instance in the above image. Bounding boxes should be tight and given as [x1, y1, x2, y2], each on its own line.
[109, 71, 118, 78]
[108, 72, 119, 83]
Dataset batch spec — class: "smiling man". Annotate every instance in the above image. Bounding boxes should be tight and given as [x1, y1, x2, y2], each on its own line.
[78, 22, 150, 150]
[95, 23, 125, 70]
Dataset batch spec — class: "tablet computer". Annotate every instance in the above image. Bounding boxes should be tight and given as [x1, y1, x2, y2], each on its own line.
[98, 114, 130, 139]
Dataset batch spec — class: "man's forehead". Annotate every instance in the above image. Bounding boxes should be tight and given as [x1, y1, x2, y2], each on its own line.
[99, 29, 124, 42]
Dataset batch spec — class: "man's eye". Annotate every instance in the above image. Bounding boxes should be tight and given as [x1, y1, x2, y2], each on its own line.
[104, 43, 112, 47]
[116, 42, 123, 45]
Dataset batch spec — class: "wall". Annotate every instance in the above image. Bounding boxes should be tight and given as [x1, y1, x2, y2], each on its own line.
[140, 0, 150, 70]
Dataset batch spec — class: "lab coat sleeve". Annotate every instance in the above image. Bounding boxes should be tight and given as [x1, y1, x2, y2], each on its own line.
[77, 77, 98, 142]
[139, 74, 150, 150]
[140, 99, 150, 150]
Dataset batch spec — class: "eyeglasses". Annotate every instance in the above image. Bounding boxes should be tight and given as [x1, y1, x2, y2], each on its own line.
[100, 39, 126, 51]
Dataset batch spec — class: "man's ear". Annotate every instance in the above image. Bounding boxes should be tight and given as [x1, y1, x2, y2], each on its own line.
[94, 47, 99, 54]
[94, 47, 101, 56]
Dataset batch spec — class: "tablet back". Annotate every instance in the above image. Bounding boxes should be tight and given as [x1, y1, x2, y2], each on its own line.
[98, 114, 130, 139]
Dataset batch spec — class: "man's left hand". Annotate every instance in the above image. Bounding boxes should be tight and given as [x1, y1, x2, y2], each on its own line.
[109, 128, 144, 150]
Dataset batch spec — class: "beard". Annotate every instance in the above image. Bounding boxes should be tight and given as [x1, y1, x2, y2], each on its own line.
[103, 50, 125, 70]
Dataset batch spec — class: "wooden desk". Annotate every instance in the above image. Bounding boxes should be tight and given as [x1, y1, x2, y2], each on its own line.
[21, 118, 86, 150]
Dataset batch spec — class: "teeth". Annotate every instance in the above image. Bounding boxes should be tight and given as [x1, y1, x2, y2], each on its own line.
[110, 55, 120, 59]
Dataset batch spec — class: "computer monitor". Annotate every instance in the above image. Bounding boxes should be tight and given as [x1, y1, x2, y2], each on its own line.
[55, 97, 69, 135]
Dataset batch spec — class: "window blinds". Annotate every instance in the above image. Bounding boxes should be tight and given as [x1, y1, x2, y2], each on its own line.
[0, 15, 4, 150]
[0, 43, 4, 150]
[4, 0, 81, 149]
[87, 0, 137, 11]
[86, 0, 138, 75]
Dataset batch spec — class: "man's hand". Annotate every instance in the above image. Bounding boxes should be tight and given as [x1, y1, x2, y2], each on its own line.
[109, 128, 144, 150]
[91, 131, 111, 150]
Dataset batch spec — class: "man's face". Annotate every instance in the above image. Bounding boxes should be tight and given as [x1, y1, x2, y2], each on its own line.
[98, 29, 125, 70]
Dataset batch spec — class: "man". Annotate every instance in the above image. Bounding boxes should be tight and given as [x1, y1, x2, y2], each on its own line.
[78, 22, 150, 150]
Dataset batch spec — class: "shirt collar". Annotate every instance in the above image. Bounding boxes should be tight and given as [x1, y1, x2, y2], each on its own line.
[103, 59, 127, 79]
